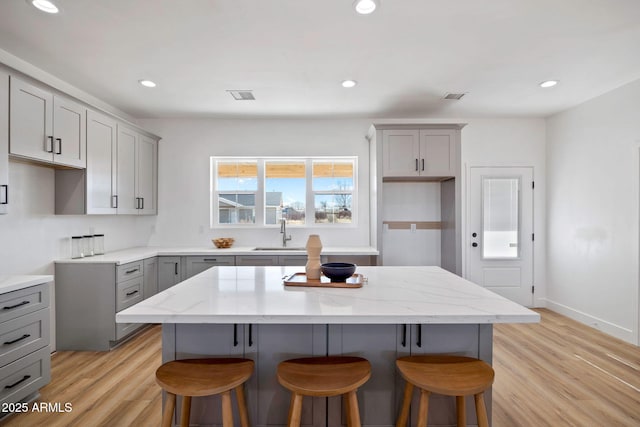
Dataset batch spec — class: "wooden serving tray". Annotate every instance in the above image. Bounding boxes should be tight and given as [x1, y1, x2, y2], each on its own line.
[283, 273, 364, 288]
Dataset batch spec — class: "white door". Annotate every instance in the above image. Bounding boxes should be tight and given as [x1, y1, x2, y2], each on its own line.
[467, 166, 534, 306]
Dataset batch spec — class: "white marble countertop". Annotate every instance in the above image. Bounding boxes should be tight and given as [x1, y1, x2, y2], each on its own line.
[55, 246, 379, 265]
[0, 275, 54, 294]
[116, 266, 539, 325]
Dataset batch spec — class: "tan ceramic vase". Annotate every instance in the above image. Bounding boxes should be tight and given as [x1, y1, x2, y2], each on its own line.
[305, 234, 322, 280]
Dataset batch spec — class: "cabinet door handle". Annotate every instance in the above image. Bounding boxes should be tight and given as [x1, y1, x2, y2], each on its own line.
[415, 158, 419, 171]
[3, 301, 29, 310]
[125, 290, 139, 297]
[5, 375, 31, 389]
[0, 185, 7, 205]
[421, 158, 425, 171]
[4, 334, 31, 345]
[233, 324, 239, 347]
[401, 324, 407, 347]
[46, 136, 54, 153]
[416, 324, 422, 348]
[174, 262, 178, 276]
[141, 197, 144, 210]
[112, 195, 118, 209]
[249, 324, 254, 347]
[55, 138, 62, 155]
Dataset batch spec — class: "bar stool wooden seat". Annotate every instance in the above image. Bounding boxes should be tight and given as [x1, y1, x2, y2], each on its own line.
[277, 356, 371, 427]
[395, 355, 494, 427]
[155, 358, 254, 427]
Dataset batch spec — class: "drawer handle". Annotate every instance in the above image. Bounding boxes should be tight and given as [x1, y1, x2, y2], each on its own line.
[5, 375, 31, 389]
[3, 301, 30, 310]
[4, 334, 31, 345]
[125, 290, 139, 297]
[203, 259, 218, 262]
[125, 268, 139, 274]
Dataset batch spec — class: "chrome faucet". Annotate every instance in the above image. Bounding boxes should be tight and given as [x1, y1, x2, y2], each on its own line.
[280, 219, 292, 247]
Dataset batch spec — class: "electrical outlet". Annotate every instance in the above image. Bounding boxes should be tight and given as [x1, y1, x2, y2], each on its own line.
[410, 223, 417, 233]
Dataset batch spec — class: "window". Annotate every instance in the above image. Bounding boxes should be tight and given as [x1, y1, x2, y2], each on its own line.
[215, 161, 257, 224]
[211, 157, 356, 227]
[312, 161, 354, 224]
[482, 177, 520, 259]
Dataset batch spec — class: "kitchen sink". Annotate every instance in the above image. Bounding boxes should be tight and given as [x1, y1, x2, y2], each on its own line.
[253, 247, 306, 251]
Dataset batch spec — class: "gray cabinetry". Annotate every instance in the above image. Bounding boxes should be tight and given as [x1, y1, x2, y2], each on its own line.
[184, 256, 235, 279]
[163, 323, 326, 427]
[0, 283, 51, 411]
[0, 70, 8, 215]
[143, 257, 158, 299]
[9, 76, 86, 168]
[158, 256, 183, 292]
[55, 261, 150, 351]
[235, 255, 307, 266]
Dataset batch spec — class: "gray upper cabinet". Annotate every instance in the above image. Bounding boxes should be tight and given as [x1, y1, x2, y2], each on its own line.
[381, 128, 456, 178]
[9, 76, 86, 168]
[117, 124, 158, 215]
[86, 110, 117, 214]
[0, 71, 8, 215]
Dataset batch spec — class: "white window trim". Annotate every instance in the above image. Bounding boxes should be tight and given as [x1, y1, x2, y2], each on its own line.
[211, 156, 357, 228]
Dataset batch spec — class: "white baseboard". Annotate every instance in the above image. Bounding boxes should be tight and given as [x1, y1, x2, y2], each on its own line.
[544, 299, 637, 345]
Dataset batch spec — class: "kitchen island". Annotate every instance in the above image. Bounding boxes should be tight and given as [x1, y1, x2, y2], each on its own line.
[117, 266, 538, 427]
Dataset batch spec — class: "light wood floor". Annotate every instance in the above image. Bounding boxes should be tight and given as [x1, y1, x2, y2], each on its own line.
[3, 309, 639, 426]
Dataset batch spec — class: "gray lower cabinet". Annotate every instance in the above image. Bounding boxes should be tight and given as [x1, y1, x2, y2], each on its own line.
[235, 255, 308, 266]
[0, 283, 51, 414]
[184, 256, 235, 279]
[162, 323, 326, 427]
[158, 256, 182, 292]
[55, 260, 149, 351]
[143, 257, 158, 299]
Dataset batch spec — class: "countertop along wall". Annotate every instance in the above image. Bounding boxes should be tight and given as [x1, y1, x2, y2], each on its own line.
[547, 77, 640, 345]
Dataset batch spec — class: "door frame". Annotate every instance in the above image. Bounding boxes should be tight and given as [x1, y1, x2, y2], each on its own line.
[464, 163, 536, 304]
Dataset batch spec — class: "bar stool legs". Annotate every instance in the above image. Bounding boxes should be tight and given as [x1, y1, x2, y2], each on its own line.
[395, 355, 494, 427]
[277, 356, 371, 427]
[155, 358, 254, 427]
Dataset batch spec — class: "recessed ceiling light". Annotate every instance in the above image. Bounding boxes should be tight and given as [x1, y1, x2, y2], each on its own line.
[28, 0, 59, 14]
[138, 80, 157, 88]
[540, 80, 558, 88]
[342, 80, 357, 88]
[354, 0, 378, 15]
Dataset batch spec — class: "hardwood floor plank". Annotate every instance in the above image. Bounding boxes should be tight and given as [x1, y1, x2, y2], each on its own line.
[3, 310, 640, 426]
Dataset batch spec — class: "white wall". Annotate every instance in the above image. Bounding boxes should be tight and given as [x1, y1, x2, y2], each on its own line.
[139, 118, 373, 249]
[546, 78, 640, 344]
[461, 118, 547, 307]
[0, 162, 156, 276]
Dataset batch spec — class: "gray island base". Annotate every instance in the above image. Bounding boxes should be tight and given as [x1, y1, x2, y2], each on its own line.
[117, 266, 539, 427]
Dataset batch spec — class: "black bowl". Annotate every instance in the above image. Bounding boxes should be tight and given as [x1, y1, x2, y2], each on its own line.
[321, 262, 357, 282]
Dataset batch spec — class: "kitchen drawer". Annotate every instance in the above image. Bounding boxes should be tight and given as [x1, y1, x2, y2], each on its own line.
[235, 255, 278, 266]
[116, 277, 144, 312]
[0, 346, 50, 407]
[116, 260, 144, 283]
[185, 256, 235, 279]
[115, 322, 142, 341]
[277, 255, 307, 266]
[0, 285, 49, 324]
[0, 310, 49, 368]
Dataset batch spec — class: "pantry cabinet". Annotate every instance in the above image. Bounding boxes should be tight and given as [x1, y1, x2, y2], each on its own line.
[381, 128, 456, 178]
[9, 76, 85, 168]
[0, 71, 8, 215]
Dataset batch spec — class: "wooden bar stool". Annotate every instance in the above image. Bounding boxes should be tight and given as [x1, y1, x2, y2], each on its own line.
[155, 358, 254, 427]
[395, 355, 494, 427]
[277, 356, 371, 427]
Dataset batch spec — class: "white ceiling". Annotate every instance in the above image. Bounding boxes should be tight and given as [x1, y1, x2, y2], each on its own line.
[1, 0, 639, 119]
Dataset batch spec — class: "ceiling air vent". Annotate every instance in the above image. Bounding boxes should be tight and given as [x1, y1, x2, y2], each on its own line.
[443, 93, 465, 100]
[227, 90, 255, 101]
